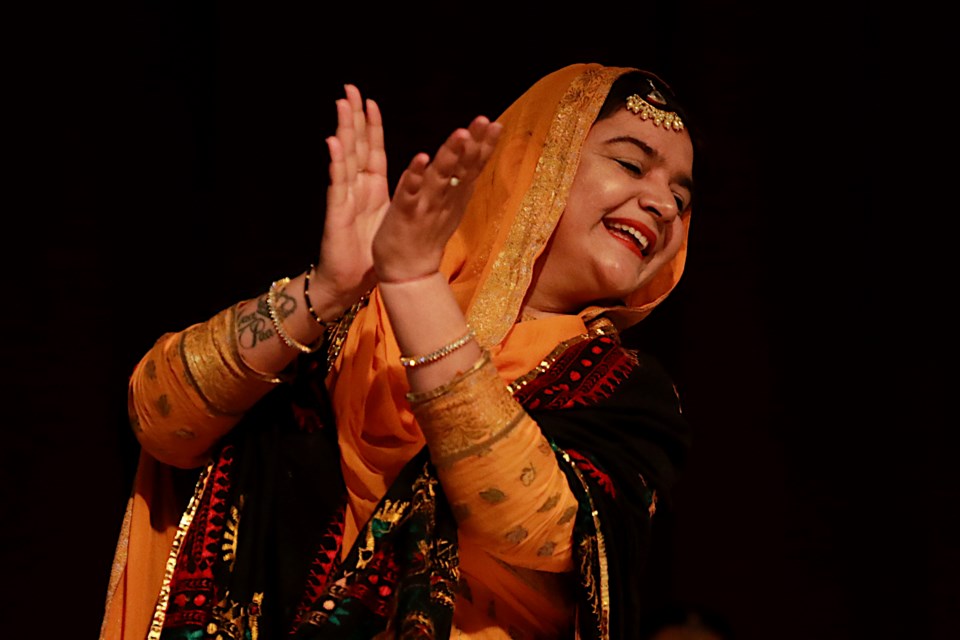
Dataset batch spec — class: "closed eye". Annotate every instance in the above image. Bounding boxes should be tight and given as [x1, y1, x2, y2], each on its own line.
[616, 159, 642, 175]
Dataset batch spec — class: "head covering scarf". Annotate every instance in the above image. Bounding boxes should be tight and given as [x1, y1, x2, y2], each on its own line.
[328, 63, 692, 546]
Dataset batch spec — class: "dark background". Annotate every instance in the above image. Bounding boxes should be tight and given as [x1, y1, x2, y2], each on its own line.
[6, 2, 955, 639]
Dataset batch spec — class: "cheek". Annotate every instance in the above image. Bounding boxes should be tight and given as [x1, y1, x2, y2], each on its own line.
[544, 216, 580, 264]
[650, 219, 686, 267]
[557, 195, 605, 243]
[565, 160, 618, 216]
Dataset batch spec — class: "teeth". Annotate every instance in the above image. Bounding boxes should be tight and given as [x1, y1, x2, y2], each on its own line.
[607, 222, 649, 250]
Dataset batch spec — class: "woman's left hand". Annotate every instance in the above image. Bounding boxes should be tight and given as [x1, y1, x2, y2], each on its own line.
[313, 85, 391, 310]
[372, 115, 502, 283]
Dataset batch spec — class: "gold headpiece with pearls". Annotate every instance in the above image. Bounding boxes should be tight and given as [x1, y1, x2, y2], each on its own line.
[625, 81, 684, 132]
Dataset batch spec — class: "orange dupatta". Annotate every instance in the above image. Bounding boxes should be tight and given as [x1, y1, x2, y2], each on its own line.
[327, 62, 691, 554]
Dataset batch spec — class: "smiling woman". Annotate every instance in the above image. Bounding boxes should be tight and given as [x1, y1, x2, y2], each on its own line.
[101, 64, 696, 640]
[526, 72, 695, 316]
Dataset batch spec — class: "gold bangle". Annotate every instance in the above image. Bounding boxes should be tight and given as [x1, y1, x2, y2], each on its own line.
[266, 277, 323, 354]
[408, 353, 527, 467]
[406, 350, 492, 404]
[178, 305, 282, 417]
[399, 327, 476, 368]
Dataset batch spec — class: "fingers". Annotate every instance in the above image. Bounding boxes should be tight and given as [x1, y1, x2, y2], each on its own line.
[335, 97, 358, 180]
[365, 98, 387, 178]
[334, 85, 386, 182]
[384, 115, 501, 226]
[392, 153, 430, 209]
[344, 84, 369, 171]
[421, 116, 501, 192]
[425, 129, 469, 189]
[476, 119, 503, 171]
[326, 135, 347, 208]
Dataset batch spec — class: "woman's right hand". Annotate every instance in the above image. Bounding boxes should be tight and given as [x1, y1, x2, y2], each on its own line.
[312, 84, 390, 314]
[372, 115, 502, 283]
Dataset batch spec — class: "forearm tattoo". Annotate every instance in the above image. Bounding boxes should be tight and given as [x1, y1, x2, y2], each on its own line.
[274, 287, 298, 319]
[236, 296, 275, 348]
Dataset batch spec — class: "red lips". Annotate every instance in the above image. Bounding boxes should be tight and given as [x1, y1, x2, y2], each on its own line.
[603, 217, 657, 258]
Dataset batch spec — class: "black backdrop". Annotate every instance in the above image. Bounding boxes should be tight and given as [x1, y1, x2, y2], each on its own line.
[6, 3, 956, 639]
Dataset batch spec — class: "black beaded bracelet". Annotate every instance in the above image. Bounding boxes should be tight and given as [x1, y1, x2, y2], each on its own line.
[303, 264, 328, 328]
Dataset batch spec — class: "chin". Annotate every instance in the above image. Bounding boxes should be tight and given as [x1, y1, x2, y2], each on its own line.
[594, 269, 649, 303]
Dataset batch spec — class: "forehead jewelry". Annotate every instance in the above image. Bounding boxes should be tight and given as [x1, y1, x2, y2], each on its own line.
[625, 81, 684, 132]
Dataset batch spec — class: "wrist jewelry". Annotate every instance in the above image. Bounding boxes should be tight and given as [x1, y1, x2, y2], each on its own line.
[407, 352, 527, 468]
[399, 327, 476, 368]
[266, 277, 323, 354]
[406, 350, 491, 404]
[303, 264, 328, 329]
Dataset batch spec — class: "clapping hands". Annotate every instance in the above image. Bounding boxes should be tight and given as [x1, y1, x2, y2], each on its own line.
[315, 84, 502, 302]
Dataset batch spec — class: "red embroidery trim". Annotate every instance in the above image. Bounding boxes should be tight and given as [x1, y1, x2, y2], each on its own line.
[290, 506, 347, 628]
[566, 449, 617, 499]
[515, 335, 638, 410]
[164, 445, 236, 628]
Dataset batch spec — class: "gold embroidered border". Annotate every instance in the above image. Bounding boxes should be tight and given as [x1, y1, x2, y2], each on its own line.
[508, 316, 618, 395]
[99, 494, 134, 639]
[432, 411, 525, 469]
[324, 291, 370, 374]
[468, 66, 627, 348]
[147, 459, 215, 640]
[410, 356, 526, 467]
[561, 449, 610, 640]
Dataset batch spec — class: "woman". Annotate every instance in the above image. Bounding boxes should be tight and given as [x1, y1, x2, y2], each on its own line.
[101, 62, 695, 640]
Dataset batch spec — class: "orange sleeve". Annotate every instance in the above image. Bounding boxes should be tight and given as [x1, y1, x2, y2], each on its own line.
[129, 304, 281, 468]
[409, 352, 578, 573]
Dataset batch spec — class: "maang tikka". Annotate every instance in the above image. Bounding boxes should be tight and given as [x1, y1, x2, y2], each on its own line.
[625, 80, 684, 132]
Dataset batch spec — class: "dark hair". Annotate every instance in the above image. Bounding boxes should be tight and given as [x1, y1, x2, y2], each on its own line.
[595, 70, 701, 205]
[597, 70, 689, 125]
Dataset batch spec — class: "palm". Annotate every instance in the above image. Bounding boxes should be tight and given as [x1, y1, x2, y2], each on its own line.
[317, 85, 389, 298]
[372, 116, 502, 283]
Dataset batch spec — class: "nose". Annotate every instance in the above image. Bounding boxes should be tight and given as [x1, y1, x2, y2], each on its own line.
[637, 179, 680, 223]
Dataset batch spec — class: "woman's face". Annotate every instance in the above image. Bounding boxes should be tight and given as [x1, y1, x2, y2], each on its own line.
[526, 107, 694, 314]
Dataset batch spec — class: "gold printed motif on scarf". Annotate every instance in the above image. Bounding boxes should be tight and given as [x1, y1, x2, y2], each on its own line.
[468, 67, 626, 348]
[520, 463, 536, 486]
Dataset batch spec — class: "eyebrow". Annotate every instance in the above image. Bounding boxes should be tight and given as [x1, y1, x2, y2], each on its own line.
[604, 135, 695, 193]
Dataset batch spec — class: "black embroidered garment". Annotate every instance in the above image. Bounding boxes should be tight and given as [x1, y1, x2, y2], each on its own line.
[153, 325, 690, 640]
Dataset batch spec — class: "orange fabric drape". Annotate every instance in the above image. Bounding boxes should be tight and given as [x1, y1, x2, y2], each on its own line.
[328, 63, 690, 549]
[100, 452, 183, 640]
